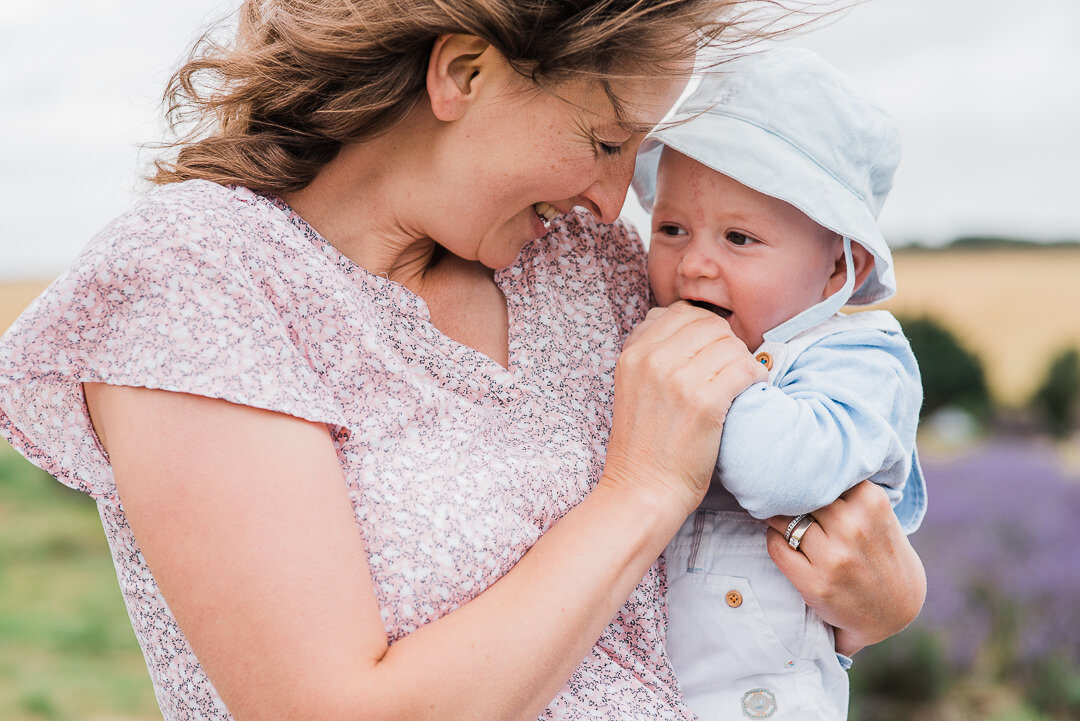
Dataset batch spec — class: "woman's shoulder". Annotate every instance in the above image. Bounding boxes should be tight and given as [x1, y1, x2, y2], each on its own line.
[67, 180, 351, 322]
[92, 180, 310, 265]
[0, 180, 352, 501]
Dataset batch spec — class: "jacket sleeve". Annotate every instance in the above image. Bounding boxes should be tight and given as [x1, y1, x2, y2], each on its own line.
[716, 328, 922, 519]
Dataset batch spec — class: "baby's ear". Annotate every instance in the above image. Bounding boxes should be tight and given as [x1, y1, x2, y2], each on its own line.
[824, 237, 874, 300]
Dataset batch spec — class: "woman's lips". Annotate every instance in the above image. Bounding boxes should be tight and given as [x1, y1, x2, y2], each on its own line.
[686, 298, 733, 319]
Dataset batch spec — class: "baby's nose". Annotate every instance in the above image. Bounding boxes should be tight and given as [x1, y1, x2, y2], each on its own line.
[678, 244, 722, 279]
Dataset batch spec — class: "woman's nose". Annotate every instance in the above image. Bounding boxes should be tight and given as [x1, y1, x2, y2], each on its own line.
[578, 157, 635, 224]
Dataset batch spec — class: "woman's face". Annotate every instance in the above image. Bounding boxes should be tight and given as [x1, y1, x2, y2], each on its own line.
[424, 60, 690, 270]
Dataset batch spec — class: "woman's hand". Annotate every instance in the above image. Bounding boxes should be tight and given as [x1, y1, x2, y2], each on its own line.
[765, 481, 927, 656]
[601, 301, 768, 520]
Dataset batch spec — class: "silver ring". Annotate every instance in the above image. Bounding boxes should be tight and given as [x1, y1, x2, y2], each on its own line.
[787, 514, 817, 551]
[784, 514, 807, 541]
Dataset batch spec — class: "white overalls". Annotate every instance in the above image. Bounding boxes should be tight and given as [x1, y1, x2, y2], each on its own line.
[666, 312, 927, 721]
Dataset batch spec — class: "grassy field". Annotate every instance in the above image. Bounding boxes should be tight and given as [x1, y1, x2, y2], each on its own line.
[0, 440, 160, 721]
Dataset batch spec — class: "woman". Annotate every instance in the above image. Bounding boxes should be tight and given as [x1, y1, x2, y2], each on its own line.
[0, 2, 925, 720]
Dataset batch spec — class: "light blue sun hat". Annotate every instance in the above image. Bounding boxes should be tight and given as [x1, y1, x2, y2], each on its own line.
[632, 47, 902, 341]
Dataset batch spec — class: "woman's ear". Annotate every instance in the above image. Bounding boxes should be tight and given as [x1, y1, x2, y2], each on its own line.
[426, 34, 494, 121]
[824, 236, 875, 300]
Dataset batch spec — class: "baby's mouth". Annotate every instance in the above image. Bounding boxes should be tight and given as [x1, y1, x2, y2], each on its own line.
[686, 298, 733, 319]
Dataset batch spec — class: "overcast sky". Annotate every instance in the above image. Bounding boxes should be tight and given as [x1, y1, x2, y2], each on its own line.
[2, 0, 1078, 279]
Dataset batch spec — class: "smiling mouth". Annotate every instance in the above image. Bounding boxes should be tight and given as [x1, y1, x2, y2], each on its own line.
[533, 202, 558, 228]
[686, 298, 733, 319]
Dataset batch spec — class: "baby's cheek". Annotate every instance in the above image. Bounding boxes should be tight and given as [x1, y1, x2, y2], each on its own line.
[729, 319, 761, 353]
[646, 250, 678, 306]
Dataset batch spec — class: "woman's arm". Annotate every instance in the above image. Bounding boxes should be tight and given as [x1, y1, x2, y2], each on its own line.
[85, 302, 765, 721]
[764, 481, 927, 656]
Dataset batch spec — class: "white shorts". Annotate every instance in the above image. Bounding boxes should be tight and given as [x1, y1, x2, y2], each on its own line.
[665, 510, 849, 720]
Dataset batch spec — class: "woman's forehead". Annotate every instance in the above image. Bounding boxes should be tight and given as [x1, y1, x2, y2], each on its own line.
[556, 73, 690, 132]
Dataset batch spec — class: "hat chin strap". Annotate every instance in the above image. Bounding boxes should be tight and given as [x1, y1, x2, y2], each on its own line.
[761, 236, 857, 346]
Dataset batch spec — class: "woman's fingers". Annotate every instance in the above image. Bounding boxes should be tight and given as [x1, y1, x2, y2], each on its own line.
[765, 524, 821, 599]
[766, 482, 927, 656]
[606, 302, 765, 517]
[623, 301, 729, 352]
[654, 304, 765, 413]
[696, 336, 769, 413]
[624, 304, 766, 407]
[624, 301, 710, 349]
[765, 517, 828, 601]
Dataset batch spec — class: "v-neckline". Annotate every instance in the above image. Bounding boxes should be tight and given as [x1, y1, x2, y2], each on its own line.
[257, 189, 523, 385]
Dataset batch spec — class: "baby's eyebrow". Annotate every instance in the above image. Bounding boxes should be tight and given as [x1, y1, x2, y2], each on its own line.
[648, 204, 682, 220]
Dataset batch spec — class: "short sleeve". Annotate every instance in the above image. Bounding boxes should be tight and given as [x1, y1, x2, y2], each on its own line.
[0, 181, 350, 500]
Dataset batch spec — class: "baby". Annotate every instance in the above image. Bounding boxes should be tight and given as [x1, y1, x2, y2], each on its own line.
[631, 48, 927, 720]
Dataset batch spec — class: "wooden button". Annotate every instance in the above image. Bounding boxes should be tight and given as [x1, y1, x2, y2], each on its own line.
[726, 590, 743, 608]
[754, 352, 773, 370]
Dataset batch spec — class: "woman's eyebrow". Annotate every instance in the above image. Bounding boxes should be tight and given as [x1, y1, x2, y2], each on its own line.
[598, 81, 660, 135]
[619, 119, 659, 134]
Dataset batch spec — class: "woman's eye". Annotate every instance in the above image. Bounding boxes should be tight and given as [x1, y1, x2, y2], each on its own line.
[597, 142, 623, 157]
[657, 224, 687, 237]
[726, 231, 756, 246]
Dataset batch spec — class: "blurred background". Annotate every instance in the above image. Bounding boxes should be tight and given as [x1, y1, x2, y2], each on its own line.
[2, 1, 1079, 719]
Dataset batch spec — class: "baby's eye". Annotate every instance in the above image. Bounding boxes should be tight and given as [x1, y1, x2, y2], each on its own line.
[656, 224, 688, 237]
[726, 231, 757, 246]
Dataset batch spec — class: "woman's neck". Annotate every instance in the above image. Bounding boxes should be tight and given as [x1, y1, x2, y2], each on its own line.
[279, 105, 510, 366]
[280, 121, 440, 293]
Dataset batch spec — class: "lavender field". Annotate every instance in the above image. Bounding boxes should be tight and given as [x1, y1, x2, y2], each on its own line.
[851, 437, 1080, 721]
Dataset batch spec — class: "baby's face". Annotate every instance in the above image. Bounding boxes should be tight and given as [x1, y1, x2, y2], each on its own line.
[648, 148, 842, 351]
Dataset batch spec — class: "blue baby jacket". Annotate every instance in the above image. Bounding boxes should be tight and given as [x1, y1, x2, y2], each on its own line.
[715, 310, 927, 532]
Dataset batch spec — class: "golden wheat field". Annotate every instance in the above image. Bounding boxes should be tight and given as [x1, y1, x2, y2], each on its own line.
[0, 281, 53, 340]
[2, 246, 1079, 406]
[880, 247, 1080, 406]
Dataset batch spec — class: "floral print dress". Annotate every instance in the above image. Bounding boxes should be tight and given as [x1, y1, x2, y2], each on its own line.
[0, 180, 693, 720]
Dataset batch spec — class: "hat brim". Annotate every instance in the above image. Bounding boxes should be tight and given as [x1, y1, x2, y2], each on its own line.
[632, 117, 896, 305]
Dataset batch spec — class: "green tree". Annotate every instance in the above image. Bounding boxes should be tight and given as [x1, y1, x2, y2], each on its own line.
[1032, 347, 1080, 438]
[898, 315, 991, 419]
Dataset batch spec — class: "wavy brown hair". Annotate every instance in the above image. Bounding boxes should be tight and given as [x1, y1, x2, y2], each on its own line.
[152, 0, 815, 194]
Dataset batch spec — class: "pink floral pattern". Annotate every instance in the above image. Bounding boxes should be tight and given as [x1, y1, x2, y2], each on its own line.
[0, 180, 692, 720]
